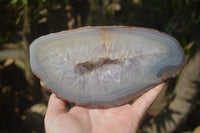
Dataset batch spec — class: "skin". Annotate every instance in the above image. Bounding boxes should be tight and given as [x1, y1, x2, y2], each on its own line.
[45, 83, 165, 133]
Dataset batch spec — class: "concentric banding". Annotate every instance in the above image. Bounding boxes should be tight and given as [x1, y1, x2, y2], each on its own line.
[30, 26, 185, 107]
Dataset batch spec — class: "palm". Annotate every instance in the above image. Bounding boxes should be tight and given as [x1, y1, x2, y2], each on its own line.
[67, 104, 139, 133]
[45, 83, 165, 133]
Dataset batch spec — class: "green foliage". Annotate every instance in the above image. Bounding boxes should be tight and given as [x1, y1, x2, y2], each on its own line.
[8, 0, 50, 25]
[137, 129, 142, 133]
[0, 32, 11, 43]
[196, 15, 200, 24]
[10, 0, 28, 6]
[184, 41, 195, 60]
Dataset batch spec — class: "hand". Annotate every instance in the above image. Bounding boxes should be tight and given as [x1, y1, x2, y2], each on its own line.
[44, 83, 165, 133]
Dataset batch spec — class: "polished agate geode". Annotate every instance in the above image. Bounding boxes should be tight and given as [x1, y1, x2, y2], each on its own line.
[30, 26, 185, 107]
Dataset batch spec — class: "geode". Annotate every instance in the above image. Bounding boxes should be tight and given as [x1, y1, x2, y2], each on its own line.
[29, 26, 185, 107]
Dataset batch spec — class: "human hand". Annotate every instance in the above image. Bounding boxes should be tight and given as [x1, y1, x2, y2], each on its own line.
[44, 83, 165, 133]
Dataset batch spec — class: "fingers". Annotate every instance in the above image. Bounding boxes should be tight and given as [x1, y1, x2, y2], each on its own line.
[131, 83, 166, 120]
[45, 93, 67, 119]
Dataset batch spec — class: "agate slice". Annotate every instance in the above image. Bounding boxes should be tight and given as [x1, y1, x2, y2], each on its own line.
[30, 26, 185, 107]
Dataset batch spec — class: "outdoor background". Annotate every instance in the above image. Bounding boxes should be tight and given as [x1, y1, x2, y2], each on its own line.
[0, 0, 200, 133]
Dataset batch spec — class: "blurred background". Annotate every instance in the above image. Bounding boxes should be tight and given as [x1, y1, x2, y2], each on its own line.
[0, 0, 200, 133]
